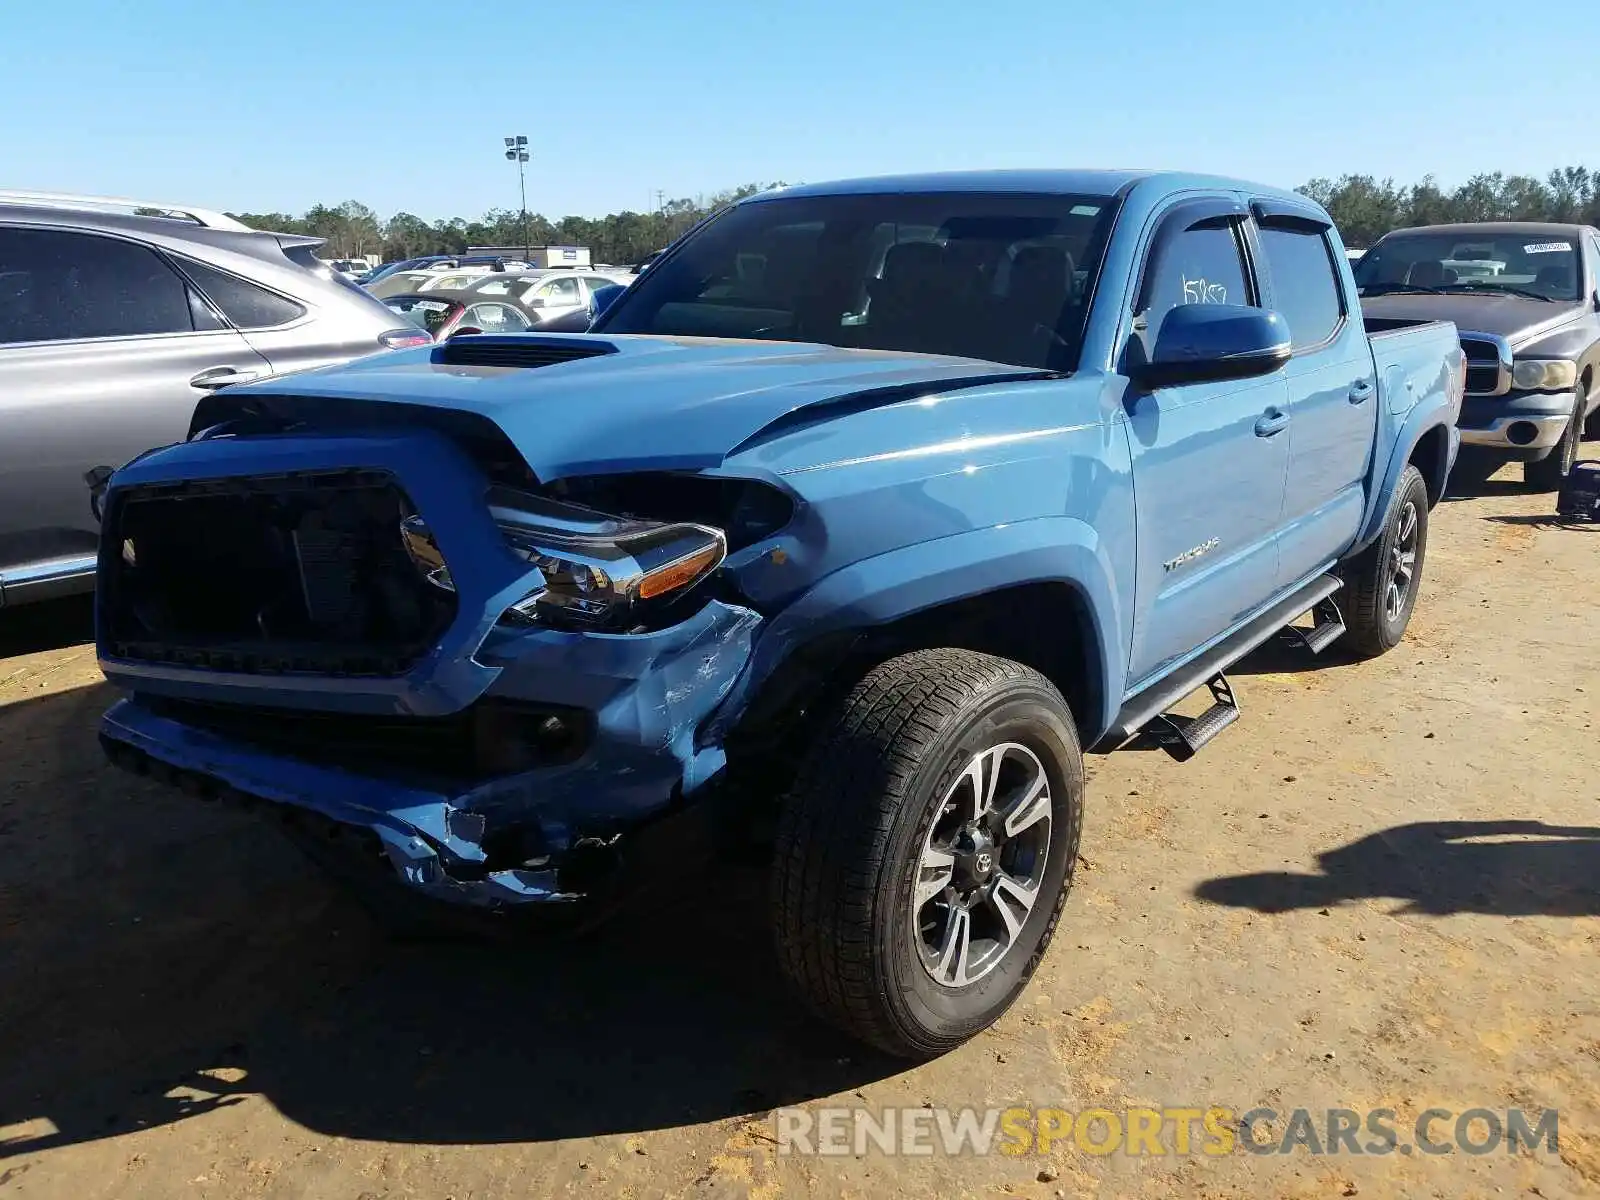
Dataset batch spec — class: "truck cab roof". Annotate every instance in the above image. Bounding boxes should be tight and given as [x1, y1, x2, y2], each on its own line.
[763, 169, 1314, 209]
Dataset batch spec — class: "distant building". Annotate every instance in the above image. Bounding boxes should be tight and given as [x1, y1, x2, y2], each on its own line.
[466, 244, 591, 269]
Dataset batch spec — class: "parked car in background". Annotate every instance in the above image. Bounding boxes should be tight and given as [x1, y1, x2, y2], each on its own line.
[368, 269, 447, 299]
[380, 288, 535, 339]
[93, 169, 1461, 1057]
[467, 270, 632, 325]
[514, 278, 631, 332]
[326, 258, 366, 282]
[362, 255, 527, 289]
[1356, 222, 1600, 488]
[0, 190, 429, 609]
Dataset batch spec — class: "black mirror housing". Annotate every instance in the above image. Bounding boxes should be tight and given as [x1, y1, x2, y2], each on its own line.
[1132, 303, 1292, 388]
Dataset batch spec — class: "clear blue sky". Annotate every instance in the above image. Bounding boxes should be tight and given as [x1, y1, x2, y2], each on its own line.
[3, 0, 1595, 223]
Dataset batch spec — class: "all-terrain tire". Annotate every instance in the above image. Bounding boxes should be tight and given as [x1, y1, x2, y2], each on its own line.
[771, 648, 1084, 1058]
[1342, 464, 1430, 659]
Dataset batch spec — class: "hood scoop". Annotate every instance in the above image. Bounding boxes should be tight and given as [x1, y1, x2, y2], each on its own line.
[432, 335, 619, 370]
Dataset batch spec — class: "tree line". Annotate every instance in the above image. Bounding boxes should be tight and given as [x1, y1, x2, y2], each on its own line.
[1298, 167, 1600, 249]
[229, 168, 1600, 264]
[228, 182, 787, 266]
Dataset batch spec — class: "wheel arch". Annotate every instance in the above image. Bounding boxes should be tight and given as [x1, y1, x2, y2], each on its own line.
[1352, 413, 1455, 554]
[707, 518, 1128, 762]
[1407, 422, 1452, 507]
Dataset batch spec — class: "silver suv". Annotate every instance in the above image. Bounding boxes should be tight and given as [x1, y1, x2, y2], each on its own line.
[0, 191, 430, 609]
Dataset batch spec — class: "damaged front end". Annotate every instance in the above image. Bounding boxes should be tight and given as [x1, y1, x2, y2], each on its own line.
[95, 425, 770, 906]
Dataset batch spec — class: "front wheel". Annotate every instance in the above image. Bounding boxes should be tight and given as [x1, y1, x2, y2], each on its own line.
[771, 648, 1084, 1058]
[1526, 382, 1587, 490]
[1341, 464, 1430, 659]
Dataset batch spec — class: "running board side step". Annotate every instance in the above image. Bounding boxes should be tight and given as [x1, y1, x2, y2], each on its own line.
[1280, 596, 1346, 656]
[1097, 573, 1345, 756]
[1146, 673, 1239, 761]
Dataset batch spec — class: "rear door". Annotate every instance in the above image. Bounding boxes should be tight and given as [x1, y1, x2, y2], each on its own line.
[1123, 197, 1291, 687]
[170, 253, 337, 378]
[1250, 201, 1378, 587]
[0, 225, 271, 579]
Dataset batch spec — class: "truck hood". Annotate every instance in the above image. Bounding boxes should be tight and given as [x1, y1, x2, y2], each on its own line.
[1362, 293, 1588, 345]
[211, 334, 1045, 480]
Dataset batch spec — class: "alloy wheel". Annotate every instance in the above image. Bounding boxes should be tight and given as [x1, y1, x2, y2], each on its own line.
[912, 742, 1053, 988]
[1385, 500, 1420, 625]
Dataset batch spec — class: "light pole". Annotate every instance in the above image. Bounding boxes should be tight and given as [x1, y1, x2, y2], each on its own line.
[503, 135, 530, 260]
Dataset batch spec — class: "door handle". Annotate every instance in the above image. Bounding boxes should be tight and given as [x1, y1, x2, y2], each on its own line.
[1254, 408, 1290, 438]
[189, 365, 262, 390]
[1348, 379, 1375, 404]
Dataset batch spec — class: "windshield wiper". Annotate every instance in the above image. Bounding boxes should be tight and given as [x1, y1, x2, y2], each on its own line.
[1438, 283, 1557, 303]
[1360, 283, 1444, 296]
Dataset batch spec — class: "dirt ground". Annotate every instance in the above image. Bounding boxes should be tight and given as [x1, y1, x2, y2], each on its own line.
[1, 473, 1596, 1200]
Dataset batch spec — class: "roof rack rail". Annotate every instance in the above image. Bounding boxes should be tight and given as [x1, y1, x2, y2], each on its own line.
[0, 189, 254, 233]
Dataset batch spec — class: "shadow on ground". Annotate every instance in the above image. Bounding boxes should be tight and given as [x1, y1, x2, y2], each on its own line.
[0, 682, 894, 1161]
[1195, 820, 1600, 917]
[1483, 513, 1598, 530]
[0, 595, 94, 658]
[1441, 475, 1535, 503]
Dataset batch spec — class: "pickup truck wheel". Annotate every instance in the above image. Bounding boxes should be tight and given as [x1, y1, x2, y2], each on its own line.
[1342, 464, 1429, 659]
[1525, 384, 1586, 490]
[771, 648, 1083, 1058]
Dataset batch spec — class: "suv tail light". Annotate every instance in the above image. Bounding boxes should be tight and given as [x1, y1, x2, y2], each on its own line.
[380, 328, 433, 349]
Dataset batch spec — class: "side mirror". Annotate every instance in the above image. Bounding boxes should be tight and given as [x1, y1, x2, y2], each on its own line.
[450, 326, 483, 338]
[589, 283, 625, 321]
[1132, 304, 1291, 388]
[525, 295, 547, 309]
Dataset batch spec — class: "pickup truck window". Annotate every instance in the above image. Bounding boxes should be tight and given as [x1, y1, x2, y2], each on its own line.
[1257, 226, 1344, 349]
[1356, 232, 1580, 301]
[596, 191, 1120, 371]
[1137, 222, 1249, 334]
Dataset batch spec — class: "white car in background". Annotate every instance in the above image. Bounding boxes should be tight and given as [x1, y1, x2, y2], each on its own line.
[325, 259, 367, 282]
[468, 270, 633, 324]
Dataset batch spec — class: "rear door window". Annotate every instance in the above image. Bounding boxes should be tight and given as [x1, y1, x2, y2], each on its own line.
[1256, 226, 1345, 350]
[0, 226, 198, 344]
[537, 276, 582, 305]
[175, 257, 307, 329]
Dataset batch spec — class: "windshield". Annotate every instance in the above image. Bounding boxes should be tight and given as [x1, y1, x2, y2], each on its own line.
[595, 191, 1120, 371]
[1355, 231, 1581, 300]
[383, 295, 458, 336]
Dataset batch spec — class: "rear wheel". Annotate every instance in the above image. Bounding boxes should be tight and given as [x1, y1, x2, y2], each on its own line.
[771, 648, 1083, 1057]
[1342, 464, 1429, 659]
[1525, 382, 1587, 490]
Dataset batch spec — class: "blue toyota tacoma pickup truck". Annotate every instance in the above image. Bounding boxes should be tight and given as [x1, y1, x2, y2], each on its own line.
[94, 171, 1463, 1057]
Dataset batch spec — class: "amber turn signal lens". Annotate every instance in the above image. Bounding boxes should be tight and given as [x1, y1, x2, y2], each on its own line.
[638, 543, 723, 600]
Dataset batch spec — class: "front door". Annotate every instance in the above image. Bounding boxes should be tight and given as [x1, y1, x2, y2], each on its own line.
[1251, 206, 1377, 586]
[1123, 202, 1290, 688]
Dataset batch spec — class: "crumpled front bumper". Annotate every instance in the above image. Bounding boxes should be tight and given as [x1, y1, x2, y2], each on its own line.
[99, 598, 763, 906]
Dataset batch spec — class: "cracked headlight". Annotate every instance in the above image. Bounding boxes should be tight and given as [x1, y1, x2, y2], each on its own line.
[1510, 359, 1577, 392]
[489, 489, 726, 630]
